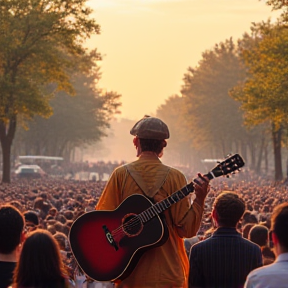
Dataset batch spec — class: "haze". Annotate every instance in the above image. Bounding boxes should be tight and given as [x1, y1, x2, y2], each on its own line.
[85, 0, 280, 121]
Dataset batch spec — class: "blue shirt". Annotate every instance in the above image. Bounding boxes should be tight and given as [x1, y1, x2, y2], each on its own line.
[244, 252, 288, 288]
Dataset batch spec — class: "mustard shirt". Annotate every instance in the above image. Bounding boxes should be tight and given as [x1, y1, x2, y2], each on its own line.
[96, 154, 204, 288]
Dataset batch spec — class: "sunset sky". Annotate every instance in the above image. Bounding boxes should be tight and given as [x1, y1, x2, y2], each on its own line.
[85, 0, 280, 121]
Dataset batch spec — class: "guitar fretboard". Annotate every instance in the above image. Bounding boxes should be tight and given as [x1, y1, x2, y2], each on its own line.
[138, 182, 195, 223]
[135, 153, 244, 225]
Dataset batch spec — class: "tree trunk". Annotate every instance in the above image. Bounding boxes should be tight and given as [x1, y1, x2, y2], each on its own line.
[0, 117, 17, 183]
[264, 142, 269, 174]
[240, 141, 247, 164]
[221, 139, 226, 157]
[255, 136, 265, 174]
[249, 140, 256, 171]
[272, 123, 283, 181]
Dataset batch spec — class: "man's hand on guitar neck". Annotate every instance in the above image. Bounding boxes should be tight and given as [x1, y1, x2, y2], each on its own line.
[193, 173, 210, 208]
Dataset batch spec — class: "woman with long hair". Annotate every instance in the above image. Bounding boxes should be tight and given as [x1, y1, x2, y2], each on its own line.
[12, 229, 71, 288]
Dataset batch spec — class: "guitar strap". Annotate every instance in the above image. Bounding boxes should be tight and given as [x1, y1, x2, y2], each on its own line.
[124, 163, 171, 244]
[124, 163, 171, 199]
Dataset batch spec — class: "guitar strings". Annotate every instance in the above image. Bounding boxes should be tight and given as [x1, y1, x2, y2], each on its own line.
[111, 215, 142, 239]
[111, 197, 173, 238]
[111, 201, 166, 238]
[111, 184, 196, 239]
[111, 185, 211, 239]
[111, 188, 189, 239]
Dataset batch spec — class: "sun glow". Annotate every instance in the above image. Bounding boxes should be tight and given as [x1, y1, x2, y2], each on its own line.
[85, 0, 281, 120]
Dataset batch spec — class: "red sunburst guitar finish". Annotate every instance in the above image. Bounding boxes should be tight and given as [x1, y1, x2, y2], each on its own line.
[69, 194, 168, 282]
[69, 153, 245, 282]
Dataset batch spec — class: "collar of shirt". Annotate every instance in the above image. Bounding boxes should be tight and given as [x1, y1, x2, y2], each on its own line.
[276, 252, 288, 263]
[212, 227, 241, 237]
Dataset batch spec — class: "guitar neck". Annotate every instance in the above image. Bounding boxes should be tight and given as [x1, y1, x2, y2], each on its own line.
[138, 172, 213, 223]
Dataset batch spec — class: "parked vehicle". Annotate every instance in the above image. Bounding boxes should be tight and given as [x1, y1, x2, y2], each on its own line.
[14, 164, 46, 179]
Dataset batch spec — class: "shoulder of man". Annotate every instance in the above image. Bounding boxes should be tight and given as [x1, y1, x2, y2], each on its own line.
[241, 237, 263, 251]
[246, 264, 270, 284]
[165, 165, 187, 180]
[111, 163, 134, 175]
[190, 236, 212, 250]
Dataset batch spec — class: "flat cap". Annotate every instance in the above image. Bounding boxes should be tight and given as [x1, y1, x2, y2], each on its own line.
[130, 116, 170, 139]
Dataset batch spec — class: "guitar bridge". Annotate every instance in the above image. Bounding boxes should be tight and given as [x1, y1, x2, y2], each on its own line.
[102, 225, 118, 251]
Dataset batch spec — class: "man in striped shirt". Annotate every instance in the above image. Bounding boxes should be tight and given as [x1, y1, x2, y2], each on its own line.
[188, 191, 263, 288]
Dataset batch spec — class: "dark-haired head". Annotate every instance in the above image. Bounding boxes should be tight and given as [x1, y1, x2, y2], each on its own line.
[271, 202, 288, 252]
[0, 205, 24, 254]
[13, 229, 67, 288]
[139, 138, 167, 155]
[213, 191, 246, 228]
[248, 224, 269, 247]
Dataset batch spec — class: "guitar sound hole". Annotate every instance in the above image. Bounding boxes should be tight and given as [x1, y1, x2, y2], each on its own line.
[122, 213, 143, 237]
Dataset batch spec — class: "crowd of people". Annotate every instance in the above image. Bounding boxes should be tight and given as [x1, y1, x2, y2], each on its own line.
[1, 116, 288, 288]
[0, 170, 288, 287]
[0, 166, 287, 287]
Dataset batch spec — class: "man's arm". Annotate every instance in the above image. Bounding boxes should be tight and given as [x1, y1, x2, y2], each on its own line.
[175, 173, 210, 238]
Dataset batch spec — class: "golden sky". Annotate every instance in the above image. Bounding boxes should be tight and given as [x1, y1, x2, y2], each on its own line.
[86, 0, 280, 121]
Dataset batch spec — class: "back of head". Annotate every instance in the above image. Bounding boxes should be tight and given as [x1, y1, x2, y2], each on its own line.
[0, 205, 24, 254]
[242, 210, 258, 226]
[213, 191, 246, 227]
[23, 210, 39, 232]
[271, 202, 288, 251]
[14, 229, 66, 288]
[53, 231, 69, 251]
[248, 224, 269, 247]
[130, 116, 169, 155]
[242, 223, 255, 239]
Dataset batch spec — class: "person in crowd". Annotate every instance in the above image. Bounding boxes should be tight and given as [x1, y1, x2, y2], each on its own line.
[188, 191, 263, 288]
[248, 224, 275, 265]
[12, 229, 73, 288]
[248, 224, 269, 247]
[242, 223, 255, 239]
[23, 210, 39, 232]
[261, 245, 276, 266]
[96, 116, 210, 288]
[0, 205, 25, 288]
[241, 210, 258, 227]
[53, 231, 76, 283]
[244, 202, 288, 288]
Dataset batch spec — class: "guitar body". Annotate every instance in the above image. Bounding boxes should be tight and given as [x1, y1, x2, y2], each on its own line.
[69, 194, 169, 282]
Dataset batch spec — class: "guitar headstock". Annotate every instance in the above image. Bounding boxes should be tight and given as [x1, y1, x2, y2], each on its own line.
[207, 153, 245, 180]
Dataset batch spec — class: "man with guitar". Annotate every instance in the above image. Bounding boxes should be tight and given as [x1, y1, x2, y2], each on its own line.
[95, 116, 210, 288]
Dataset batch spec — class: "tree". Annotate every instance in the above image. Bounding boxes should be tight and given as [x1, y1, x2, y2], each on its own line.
[156, 95, 194, 167]
[14, 69, 121, 159]
[230, 21, 288, 180]
[0, 0, 100, 182]
[180, 38, 264, 163]
[265, 0, 288, 16]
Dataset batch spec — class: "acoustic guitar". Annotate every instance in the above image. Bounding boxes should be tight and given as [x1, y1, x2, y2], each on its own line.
[69, 153, 245, 282]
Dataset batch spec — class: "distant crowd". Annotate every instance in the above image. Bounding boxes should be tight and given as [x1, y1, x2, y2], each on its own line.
[1, 165, 288, 286]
